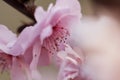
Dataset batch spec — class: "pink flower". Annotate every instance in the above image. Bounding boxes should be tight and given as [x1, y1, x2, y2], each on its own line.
[9, 0, 81, 79]
[0, 25, 34, 80]
[11, 0, 81, 64]
[35, 0, 81, 65]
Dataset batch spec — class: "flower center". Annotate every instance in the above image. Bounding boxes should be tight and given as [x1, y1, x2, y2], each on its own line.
[42, 26, 70, 56]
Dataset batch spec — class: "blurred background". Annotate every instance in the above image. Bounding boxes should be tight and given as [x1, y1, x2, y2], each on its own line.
[0, 0, 92, 80]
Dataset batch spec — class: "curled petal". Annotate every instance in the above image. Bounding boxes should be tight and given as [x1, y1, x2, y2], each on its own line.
[57, 56, 81, 80]
[55, 0, 81, 15]
[0, 25, 16, 45]
[47, 3, 54, 11]
[9, 27, 36, 56]
[57, 45, 82, 80]
[34, 7, 46, 23]
[49, 0, 81, 26]
[40, 25, 53, 43]
[0, 25, 17, 55]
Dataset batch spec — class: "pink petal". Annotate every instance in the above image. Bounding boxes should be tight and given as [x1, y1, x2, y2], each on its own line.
[30, 40, 41, 80]
[30, 41, 41, 70]
[0, 25, 16, 45]
[57, 57, 80, 80]
[23, 46, 33, 65]
[10, 21, 45, 56]
[9, 26, 36, 56]
[34, 7, 46, 23]
[22, 44, 49, 67]
[10, 57, 42, 80]
[10, 58, 27, 80]
[0, 25, 17, 55]
[0, 44, 9, 53]
[47, 3, 54, 11]
[55, 0, 81, 15]
[57, 45, 82, 80]
[38, 47, 50, 66]
[40, 25, 53, 43]
[49, 0, 81, 26]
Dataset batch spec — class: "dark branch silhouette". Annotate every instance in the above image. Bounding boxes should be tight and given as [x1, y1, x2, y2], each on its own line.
[3, 0, 36, 21]
[3, 0, 37, 33]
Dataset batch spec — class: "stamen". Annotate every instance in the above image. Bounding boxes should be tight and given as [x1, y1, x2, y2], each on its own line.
[42, 25, 70, 56]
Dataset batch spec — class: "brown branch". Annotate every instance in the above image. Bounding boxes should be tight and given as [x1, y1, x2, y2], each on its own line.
[3, 0, 36, 21]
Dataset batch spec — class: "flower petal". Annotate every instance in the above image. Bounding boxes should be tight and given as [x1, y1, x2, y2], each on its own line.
[49, 0, 81, 26]
[57, 45, 82, 80]
[10, 58, 27, 80]
[55, 0, 81, 15]
[34, 7, 46, 23]
[30, 41, 41, 70]
[57, 56, 80, 80]
[0, 25, 17, 55]
[0, 44, 9, 53]
[9, 26, 36, 56]
[0, 25, 16, 45]
[30, 41, 41, 80]
[40, 25, 53, 43]
[47, 3, 54, 12]
[38, 47, 50, 66]
[23, 46, 33, 65]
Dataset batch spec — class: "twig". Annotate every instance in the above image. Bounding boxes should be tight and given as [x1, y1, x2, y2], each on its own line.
[3, 0, 36, 21]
